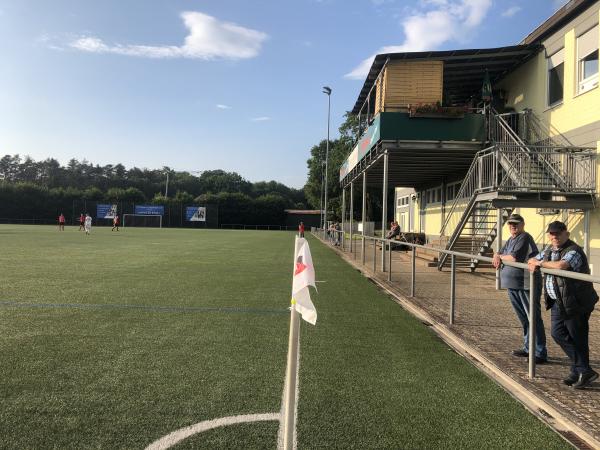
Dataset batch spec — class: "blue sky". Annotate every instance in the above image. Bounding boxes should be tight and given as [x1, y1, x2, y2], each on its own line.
[0, 0, 569, 187]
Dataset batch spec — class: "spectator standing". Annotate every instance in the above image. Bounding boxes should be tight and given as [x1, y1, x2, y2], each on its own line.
[334, 222, 341, 246]
[528, 221, 599, 389]
[492, 214, 547, 363]
[58, 213, 66, 231]
[299, 222, 305, 238]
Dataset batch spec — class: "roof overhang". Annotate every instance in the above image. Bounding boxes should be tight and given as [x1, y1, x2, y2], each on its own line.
[341, 140, 483, 189]
[351, 44, 542, 114]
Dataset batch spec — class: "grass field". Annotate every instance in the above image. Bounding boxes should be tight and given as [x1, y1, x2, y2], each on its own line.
[0, 225, 569, 449]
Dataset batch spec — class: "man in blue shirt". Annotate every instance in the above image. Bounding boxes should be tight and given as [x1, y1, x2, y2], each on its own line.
[528, 221, 599, 389]
[493, 214, 547, 363]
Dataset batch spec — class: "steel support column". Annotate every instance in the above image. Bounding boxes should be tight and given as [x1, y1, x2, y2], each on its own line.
[341, 188, 346, 250]
[381, 152, 389, 271]
[496, 208, 502, 290]
[350, 182, 354, 255]
[362, 172, 367, 265]
[528, 269, 537, 378]
[584, 209, 591, 258]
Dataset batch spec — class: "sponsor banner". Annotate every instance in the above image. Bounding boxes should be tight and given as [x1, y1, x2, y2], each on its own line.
[186, 206, 206, 222]
[97, 204, 118, 219]
[134, 205, 165, 215]
[339, 116, 380, 181]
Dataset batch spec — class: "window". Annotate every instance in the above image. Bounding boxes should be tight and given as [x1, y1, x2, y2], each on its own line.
[577, 25, 599, 93]
[547, 49, 564, 106]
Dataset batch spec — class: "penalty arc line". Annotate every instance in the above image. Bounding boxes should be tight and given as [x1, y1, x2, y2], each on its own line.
[144, 412, 281, 450]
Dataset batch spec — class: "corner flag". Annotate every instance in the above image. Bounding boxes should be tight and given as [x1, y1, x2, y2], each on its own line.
[292, 237, 317, 325]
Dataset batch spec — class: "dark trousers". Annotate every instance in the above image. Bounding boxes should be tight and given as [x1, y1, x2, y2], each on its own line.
[550, 304, 591, 375]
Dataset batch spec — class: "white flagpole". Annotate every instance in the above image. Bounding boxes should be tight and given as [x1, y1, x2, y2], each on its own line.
[282, 237, 303, 450]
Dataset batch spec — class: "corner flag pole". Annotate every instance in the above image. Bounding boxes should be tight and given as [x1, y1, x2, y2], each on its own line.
[281, 238, 303, 450]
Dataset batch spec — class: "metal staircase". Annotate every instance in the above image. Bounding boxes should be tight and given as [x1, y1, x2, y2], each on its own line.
[438, 108, 596, 271]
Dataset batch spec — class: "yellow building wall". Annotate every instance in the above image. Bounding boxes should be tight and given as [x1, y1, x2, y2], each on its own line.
[493, 10, 600, 271]
[499, 11, 600, 136]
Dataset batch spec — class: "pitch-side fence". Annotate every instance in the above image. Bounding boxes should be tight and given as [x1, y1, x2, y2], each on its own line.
[220, 224, 297, 231]
[315, 228, 600, 379]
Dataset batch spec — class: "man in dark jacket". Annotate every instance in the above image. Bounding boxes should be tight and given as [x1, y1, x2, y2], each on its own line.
[528, 221, 599, 389]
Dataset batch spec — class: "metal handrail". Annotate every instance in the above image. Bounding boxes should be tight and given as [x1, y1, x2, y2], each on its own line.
[314, 229, 600, 379]
[316, 229, 600, 283]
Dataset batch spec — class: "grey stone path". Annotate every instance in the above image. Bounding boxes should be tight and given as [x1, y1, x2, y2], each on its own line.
[322, 236, 600, 446]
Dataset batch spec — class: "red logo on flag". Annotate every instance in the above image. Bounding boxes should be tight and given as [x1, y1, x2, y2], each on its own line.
[295, 255, 307, 275]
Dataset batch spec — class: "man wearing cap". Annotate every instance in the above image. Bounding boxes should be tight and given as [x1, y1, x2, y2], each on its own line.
[528, 221, 599, 389]
[493, 213, 547, 363]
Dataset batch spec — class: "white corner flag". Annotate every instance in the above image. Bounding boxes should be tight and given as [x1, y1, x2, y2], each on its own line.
[292, 237, 317, 325]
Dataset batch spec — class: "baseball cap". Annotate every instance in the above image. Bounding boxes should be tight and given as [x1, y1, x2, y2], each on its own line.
[506, 213, 524, 224]
[546, 221, 567, 233]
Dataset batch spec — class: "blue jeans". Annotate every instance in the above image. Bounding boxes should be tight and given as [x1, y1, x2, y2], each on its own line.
[507, 288, 547, 359]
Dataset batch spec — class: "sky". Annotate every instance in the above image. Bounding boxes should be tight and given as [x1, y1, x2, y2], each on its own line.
[0, 0, 570, 188]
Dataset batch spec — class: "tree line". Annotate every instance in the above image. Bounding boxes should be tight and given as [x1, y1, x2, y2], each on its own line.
[0, 156, 307, 225]
[0, 112, 363, 225]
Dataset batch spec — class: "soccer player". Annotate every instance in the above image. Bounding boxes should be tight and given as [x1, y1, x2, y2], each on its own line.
[112, 214, 120, 231]
[78, 213, 85, 231]
[58, 213, 65, 231]
[84, 214, 92, 235]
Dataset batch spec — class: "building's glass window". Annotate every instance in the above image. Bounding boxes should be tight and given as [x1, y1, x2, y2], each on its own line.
[547, 48, 564, 106]
[577, 25, 599, 93]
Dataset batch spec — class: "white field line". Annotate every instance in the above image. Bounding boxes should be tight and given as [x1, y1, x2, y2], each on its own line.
[277, 332, 301, 450]
[145, 412, 280, 450]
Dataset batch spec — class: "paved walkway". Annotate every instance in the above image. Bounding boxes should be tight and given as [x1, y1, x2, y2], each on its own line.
[319, 235, 600, 449]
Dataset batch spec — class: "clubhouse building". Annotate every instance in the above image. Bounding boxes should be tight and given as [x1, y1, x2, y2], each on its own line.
[339, 0, 600, 271]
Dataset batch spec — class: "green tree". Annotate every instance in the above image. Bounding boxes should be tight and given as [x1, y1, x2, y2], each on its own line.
[303, 113, 357, 220]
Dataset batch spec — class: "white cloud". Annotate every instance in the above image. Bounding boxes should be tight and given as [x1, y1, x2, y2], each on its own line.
[251, 116, 271, 122]
[67, 11, 268, 59]
[501, 6, 521, 17]
[216, 104, 231, 109]
[345, 0, 492, 79]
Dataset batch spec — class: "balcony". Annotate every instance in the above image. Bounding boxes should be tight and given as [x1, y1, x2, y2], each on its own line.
[339, 112, 486, 187]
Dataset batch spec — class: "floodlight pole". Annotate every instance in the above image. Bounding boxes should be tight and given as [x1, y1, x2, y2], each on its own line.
[323, 86, 332, 230]
[165, 171, 169, 199]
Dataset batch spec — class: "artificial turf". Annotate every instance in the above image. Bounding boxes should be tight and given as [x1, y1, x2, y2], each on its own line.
[0, 225, 569, 449]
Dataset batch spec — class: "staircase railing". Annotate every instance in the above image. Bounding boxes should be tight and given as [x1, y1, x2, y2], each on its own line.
[438, 147, 496, 240]
[488, 109, 570, 191]
[438, 146, 596, 251]
[498, 109, 573, 147]
[437, 107, 596, 271]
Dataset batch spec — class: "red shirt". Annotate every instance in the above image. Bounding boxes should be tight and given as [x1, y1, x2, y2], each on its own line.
[299, 224, 305, 232]
[59, 215, 65, 223]
[114, 216, 120, 225]
[79, 215, 85, 223]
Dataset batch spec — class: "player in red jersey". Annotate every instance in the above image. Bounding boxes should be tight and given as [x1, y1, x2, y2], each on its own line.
[58, 213, 65, 231]
[78, 213, 85, 231]
[112, 214, 120, 231]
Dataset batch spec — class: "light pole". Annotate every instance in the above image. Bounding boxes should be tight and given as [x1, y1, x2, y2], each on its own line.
[164, 171, 170, 198]
[322, 86, 331, 230]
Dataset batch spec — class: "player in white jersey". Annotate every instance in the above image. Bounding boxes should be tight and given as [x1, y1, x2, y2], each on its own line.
[84, 214, 92, 235]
